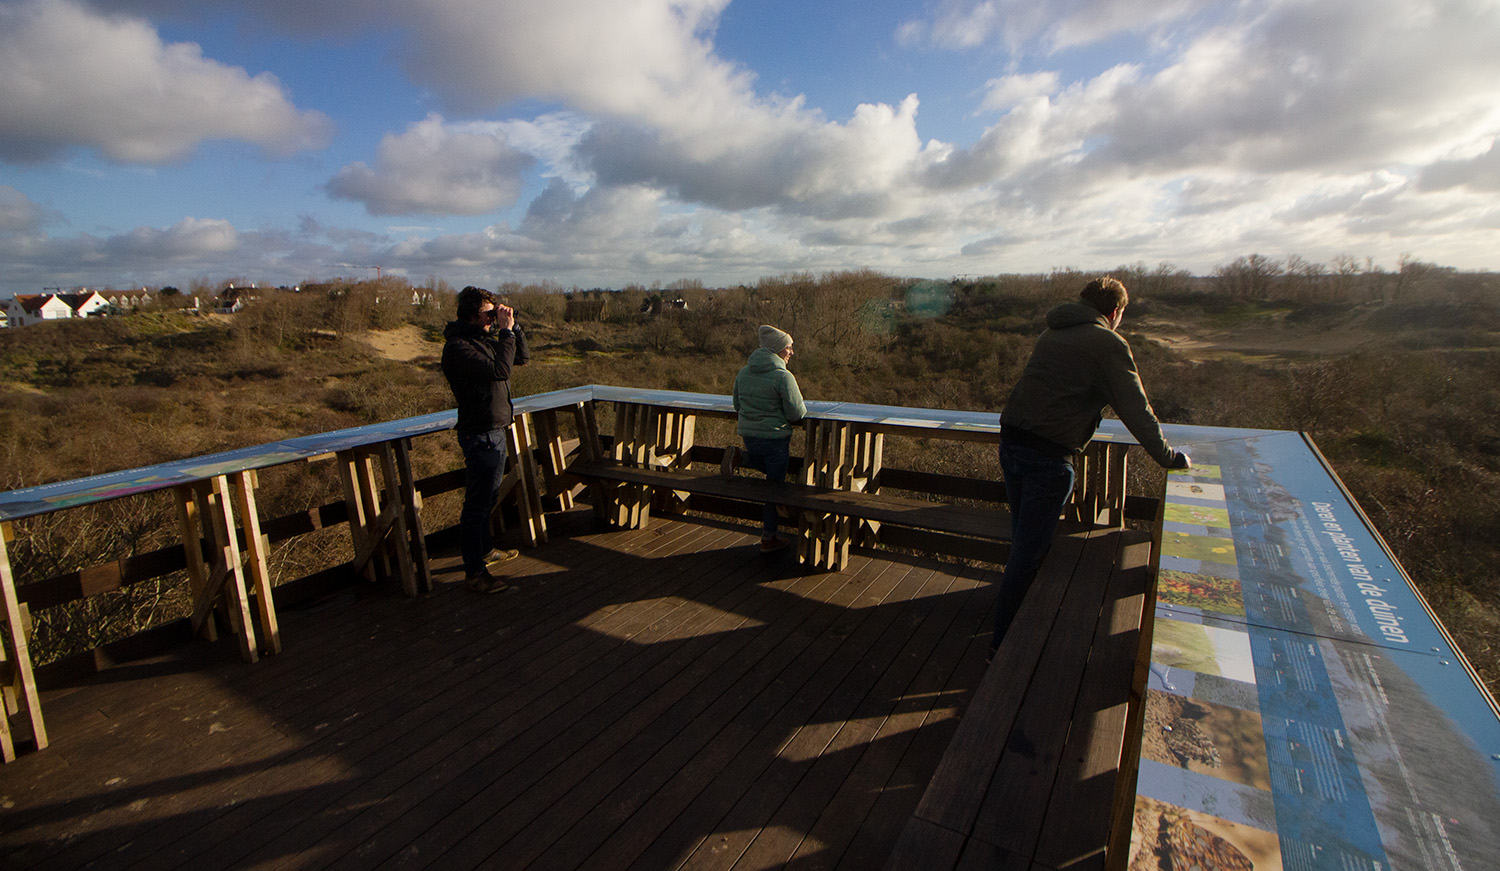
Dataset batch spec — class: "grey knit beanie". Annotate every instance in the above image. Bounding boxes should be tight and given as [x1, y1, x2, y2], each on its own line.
[758, 324, 792, 352]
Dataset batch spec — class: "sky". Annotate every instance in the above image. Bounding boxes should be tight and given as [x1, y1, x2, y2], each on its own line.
[1, 0, 1498, 298]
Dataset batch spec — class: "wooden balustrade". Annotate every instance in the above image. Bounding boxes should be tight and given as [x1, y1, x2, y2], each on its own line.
[0, 389, 1150, 761]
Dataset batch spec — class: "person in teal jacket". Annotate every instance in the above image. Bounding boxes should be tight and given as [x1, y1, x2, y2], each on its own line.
[726, 325, 807, 553]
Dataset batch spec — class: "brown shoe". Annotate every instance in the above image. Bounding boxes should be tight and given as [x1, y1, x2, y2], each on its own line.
[485, 548, 520, 567]
[465, 570, 515, 594]
[721, 445, 739, 480]
[758, 536, 790, 554]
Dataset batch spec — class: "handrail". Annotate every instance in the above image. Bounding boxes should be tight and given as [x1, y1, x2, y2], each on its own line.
[0, 384, 1213, 760]
[0, 384, 1277, 523]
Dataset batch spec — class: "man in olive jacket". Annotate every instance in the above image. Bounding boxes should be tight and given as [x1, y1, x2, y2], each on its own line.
[441, 286, 530, 593]
[993, 277, 1189, 653]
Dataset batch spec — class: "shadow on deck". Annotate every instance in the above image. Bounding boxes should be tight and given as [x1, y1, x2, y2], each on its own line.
[0, 508, 999, 870]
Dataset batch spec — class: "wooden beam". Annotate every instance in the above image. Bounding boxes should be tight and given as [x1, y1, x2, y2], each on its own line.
[532, 409, 577, 512]
[394, 438, 433, 595]
[184, 478, 257, 662]
[230, 470, 281, 655]
[572, 401, 609, 522]
[510, 414, 549, 546]
[336, 450, 377, 584]
[354, 447, 394, 583]
[0, 530, 47, 759]
[174, 484, 218, 642]
[206, 475, 257, 663]
[376, 443, 420, 597]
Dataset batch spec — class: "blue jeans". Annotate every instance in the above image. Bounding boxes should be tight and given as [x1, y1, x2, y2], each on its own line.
[993, 440, 1076, 647]
[742, 435, 791, 537]
[457, 428, 509, 574]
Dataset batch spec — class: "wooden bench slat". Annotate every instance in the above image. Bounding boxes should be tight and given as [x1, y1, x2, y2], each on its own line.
[571, 460, 1016, 540]
[1030, 531, 1154, 871]
[888, 526, 1154, 871]
[903, 530, 1094, 836]
[969, 530, 1123, 856]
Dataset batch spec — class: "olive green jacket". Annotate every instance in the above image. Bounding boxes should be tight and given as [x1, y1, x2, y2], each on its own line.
[1002, 302, 1177, 467]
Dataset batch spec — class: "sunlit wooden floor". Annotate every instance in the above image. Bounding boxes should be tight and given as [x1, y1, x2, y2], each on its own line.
[0, 509, 1000, 870]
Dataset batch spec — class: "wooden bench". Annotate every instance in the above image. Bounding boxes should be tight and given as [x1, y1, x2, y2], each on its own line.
[557, 399, 1132, 571]
[567, 458, 1036, 569]
[884, 523, 1158, 871]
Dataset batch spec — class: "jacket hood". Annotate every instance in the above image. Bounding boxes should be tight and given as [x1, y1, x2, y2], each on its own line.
[444, 319, 486, 339]
[1045, 301, 1111, 331]
[746, 347, 787, 373]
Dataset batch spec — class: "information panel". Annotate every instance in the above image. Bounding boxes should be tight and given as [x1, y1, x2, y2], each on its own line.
[1132, 430, 1500, 871]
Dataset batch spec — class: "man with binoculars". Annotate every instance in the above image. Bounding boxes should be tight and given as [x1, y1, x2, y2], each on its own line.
[441, 286, 530, 593]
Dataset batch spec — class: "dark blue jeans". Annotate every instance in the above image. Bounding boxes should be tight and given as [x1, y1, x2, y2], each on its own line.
[742, 435, 791, 537]
[457, 428, 509, 575]
[993, 440, 1076, 647]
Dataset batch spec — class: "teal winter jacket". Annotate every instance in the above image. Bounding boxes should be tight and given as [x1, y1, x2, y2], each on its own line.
[733, 348, 807, 439]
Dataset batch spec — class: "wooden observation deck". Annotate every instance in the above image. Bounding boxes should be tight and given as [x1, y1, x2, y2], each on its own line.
[4, 386, 1497, 870]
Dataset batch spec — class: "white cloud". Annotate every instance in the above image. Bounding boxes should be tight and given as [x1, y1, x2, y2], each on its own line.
[384, 0, 953, 225]
[7, 0, 1500, 295]
[1420, 140, 1500, 193]
[899, 0, 1212, 53]
[0, 0, 333, 164]
[0, 185, 47, 232]
[327, 114, 540, 216]
[909, 0, 1500, 256]
[977, 72, 1061, 114]
[576, 94, 936, 220]
[104, 217, 239, 260]
[389, 0, 740, 120]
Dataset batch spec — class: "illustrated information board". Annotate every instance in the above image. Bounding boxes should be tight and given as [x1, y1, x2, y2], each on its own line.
[1131, 430, 1500, 871]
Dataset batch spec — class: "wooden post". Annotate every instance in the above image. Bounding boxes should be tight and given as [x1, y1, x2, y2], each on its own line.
[798, 419, 854, 571]
[851, 427, 884, 546]
[572, 401, 609, 521]
[509, 414, 549, 546]
[572, 401, 604, 463]
[376, 443, 420, 596]
[1071, 441, 1113, 525]
[1105, 443, 1129, 528]
[610, 402, 657, 529]
[354, 448, 394, 582]
[532, 409, 576, 512]
[173, 485, 218, 641]
[336, 450, 377, 584]
[655, 411, 697, 514]
[394, 438, 433, 595]
[230, 470, 281, 655]
[193, 476, 258, 663]
[1070, 441, 1129, 527]
[0, 525, 47, 760]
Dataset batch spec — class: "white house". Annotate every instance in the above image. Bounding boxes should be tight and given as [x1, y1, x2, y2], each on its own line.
[59, 291, 110, 318]
[98, 289, 153, 310]
[6, 294, 76, 326]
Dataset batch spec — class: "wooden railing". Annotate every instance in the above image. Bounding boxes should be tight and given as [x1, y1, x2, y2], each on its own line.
[0, 386, 1161, 761]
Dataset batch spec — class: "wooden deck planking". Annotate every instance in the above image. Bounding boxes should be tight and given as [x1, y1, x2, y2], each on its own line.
[354, 530, 850, 870]
[34, 515, 719, 870]
[0, 509, 1002, 871]
[210, 521, 761, 870]
[615, 557, 939, 871]
[6, 515, 717, 870]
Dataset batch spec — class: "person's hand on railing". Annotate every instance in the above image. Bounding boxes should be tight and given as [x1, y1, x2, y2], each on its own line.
[1169, 450, 1191, 470]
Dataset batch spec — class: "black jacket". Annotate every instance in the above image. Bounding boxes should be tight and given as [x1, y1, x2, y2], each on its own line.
[441, 320, 530, 433]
